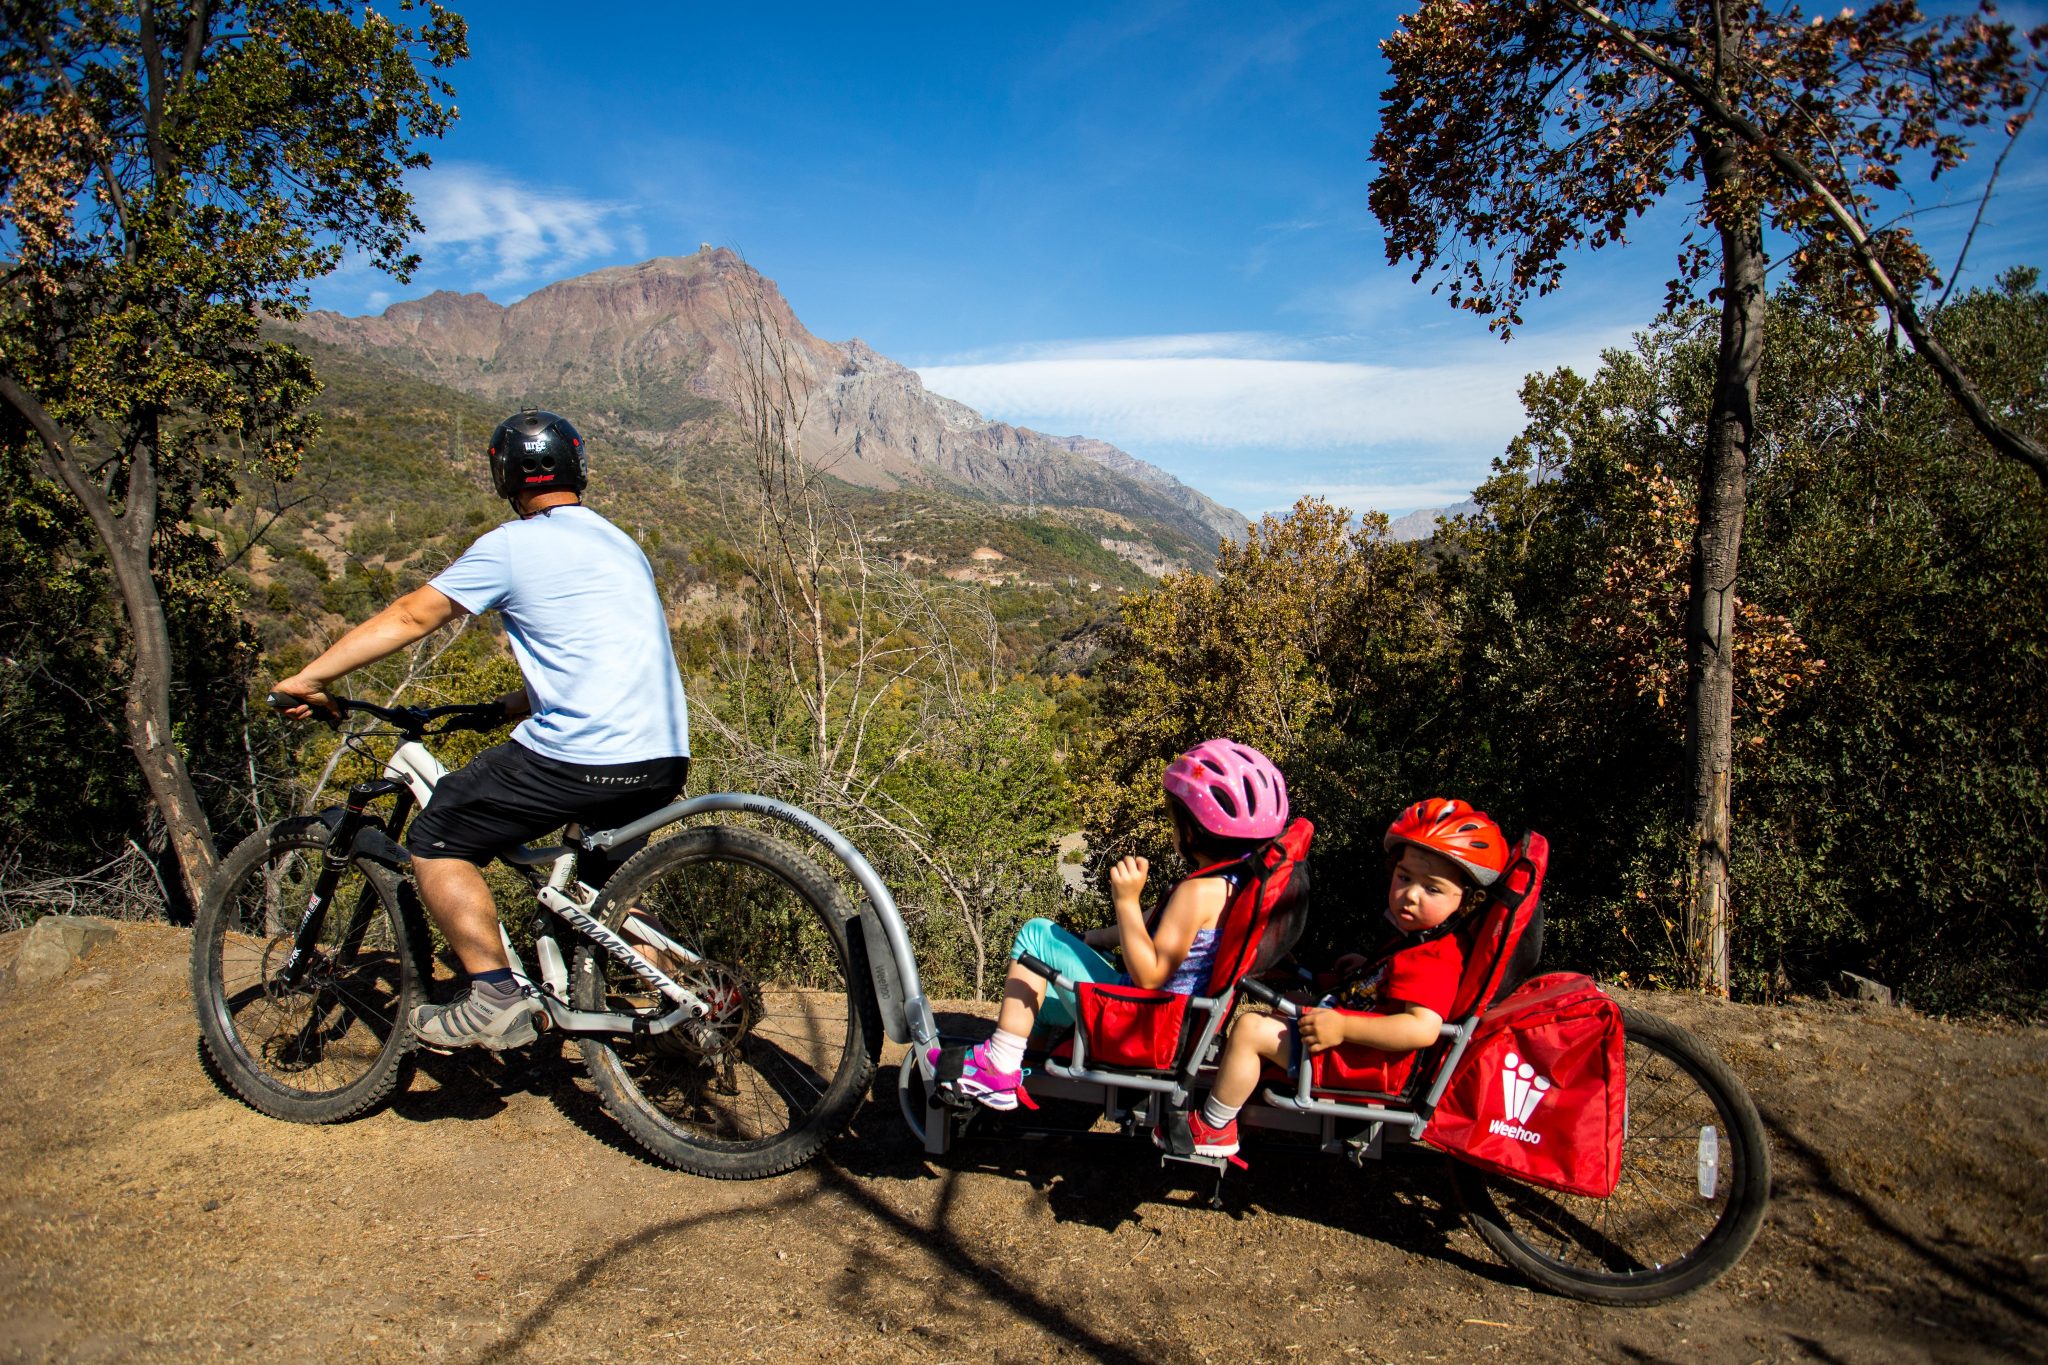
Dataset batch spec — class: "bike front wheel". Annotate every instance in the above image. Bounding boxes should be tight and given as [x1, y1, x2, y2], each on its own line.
[1448, 1004, 1770, 1305]
[575, 824, 880, 1178]
[191, 820, 425, 1123]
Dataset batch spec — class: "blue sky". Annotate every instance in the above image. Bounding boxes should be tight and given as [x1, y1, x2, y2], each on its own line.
[311, 1, 2048, 518]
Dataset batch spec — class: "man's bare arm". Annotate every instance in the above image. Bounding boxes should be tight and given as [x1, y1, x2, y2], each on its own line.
[272, 586, 468, 716]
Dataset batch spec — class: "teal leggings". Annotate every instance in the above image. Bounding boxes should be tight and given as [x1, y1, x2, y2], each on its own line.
[1010, 917, 1127, 1030]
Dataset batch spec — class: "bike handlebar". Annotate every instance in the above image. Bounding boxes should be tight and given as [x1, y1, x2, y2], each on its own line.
[265, 691, 505, 739]
[1238, 976, 1303, 1019]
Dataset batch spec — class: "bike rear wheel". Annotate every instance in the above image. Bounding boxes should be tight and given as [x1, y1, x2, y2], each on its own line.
[575, 824, 880, 1178]
[191, 821, 425, 1123]
[1448, 1004, 1770, 1304]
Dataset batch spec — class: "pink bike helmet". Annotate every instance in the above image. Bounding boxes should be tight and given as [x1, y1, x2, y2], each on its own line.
[1162, 739, 1289, 841]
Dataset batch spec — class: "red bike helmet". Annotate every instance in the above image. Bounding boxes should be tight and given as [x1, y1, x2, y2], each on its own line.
[1384, 797, 1509, 886]
[1162, 739, 1289, 841]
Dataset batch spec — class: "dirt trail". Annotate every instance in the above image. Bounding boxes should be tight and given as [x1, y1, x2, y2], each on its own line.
[0, 924, 2043, 1363]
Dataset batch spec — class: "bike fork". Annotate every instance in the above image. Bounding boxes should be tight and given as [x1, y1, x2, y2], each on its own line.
[277, 778, 407, 990]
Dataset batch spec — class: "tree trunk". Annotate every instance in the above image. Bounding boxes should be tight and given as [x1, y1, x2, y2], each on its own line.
[112, 509, 224, 913]
[1684, 128, 1767, 997]
[0, 372, 222, 908]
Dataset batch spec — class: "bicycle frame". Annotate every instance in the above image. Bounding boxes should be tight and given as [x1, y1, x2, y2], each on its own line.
[280, 693, 941, 1056]
[590, 793, 938, 1052]
[297, 740, 939, 1052]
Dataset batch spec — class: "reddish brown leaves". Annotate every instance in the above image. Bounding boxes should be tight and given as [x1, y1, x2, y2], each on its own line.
[1370, 0, 2044, 334]
[1573, 461, 1823, 736]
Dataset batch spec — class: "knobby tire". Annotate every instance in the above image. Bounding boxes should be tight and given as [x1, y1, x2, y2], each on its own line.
[574, 824, 880, 1179]
[191, 821, 426, 1124]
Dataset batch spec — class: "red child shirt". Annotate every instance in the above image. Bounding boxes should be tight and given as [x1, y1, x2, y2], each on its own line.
[1308, 930, 1467, 1094]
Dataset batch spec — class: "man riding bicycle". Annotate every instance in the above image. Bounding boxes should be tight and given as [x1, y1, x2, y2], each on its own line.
[272, 410, 691, 1051]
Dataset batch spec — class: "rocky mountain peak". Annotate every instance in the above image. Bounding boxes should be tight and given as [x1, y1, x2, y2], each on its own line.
[290, 250, 1248, 559]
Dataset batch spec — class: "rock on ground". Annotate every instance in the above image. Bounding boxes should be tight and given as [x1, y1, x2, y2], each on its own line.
[8, 915, 119, 991]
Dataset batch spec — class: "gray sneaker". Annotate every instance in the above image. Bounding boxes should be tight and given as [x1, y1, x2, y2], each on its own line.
[408, 986, 542, 1051]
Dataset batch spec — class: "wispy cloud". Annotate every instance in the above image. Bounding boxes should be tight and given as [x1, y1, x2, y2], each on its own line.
[916, 327, 1628, 452]
[410, 164, 641, 289]
[919, 355, 1496, 447]
[926, 331, 1309, 365]
[916, 326, 1639, 516]
[1293, 479, 1484, 515]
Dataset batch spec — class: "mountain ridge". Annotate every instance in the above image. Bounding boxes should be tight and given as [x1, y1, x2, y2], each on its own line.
[294, 249, 1248, 563]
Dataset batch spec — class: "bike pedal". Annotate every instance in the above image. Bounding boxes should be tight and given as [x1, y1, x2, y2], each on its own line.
[932, 1084, 977, 1112]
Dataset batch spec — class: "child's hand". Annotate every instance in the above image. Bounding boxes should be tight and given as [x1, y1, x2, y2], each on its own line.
[1109, 856, 1149, 909]
[1297, 1007, 1350, 1055]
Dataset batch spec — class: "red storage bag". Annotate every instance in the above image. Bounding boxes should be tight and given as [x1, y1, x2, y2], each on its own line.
[1074, 982, 1188, 1070]
[1424, 972, 1625, 1198]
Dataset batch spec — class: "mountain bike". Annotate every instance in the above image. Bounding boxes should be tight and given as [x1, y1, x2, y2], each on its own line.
[191, 694, 929, 1179]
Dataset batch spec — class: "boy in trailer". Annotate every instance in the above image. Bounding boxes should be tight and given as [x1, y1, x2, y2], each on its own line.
[1171, 798, 1508, 1157]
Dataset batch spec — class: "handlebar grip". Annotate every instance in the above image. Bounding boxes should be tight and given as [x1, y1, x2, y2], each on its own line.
[1239, 977, 1282, 1006]
[266, 690, 341, 724]
[1016, 952, 1077, 993]
[1239, 977, 1303, 1018]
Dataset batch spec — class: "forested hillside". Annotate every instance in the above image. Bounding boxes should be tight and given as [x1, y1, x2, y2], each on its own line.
[1080, 274, 2048, 1013]
[6, 266, 2043, 1013]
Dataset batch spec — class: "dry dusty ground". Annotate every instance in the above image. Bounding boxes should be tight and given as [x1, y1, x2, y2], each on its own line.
[0, 922, 2043, 1364]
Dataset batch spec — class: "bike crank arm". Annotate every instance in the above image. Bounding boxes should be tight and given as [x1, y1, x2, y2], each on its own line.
[532, 994, 705, 1040]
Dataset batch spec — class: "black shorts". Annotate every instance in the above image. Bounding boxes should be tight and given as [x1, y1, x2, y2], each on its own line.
[405, 741, 689, 887]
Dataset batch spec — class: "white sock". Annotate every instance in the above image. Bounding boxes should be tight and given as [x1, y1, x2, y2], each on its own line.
[982, 1028, 1028, 1075]
[1201, 1095, 1243, 1128]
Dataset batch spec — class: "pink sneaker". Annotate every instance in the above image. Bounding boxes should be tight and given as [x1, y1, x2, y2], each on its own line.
[931, 1040, 1032, 1112]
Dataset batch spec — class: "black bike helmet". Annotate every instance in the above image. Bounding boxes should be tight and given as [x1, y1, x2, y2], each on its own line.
[487, 410, 586, 499]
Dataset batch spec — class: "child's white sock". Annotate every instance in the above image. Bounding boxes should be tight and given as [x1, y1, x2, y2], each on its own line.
[983, 1028, 1028, 1076]
[1201, 1095, 1243, 1129]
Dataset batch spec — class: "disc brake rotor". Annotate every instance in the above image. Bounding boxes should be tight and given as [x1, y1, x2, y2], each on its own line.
[650, 959, 760, 1062]
[259, 935, 328, 1001]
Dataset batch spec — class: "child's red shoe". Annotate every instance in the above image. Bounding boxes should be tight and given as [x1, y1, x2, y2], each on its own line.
[1184, 1111, 1239, 1157]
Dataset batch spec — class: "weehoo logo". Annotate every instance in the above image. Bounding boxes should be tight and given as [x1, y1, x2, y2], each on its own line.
[1489, 1050, 1552, 1145]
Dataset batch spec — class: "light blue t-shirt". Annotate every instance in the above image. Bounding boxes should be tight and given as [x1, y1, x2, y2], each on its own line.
[430, 505, 690, 765]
